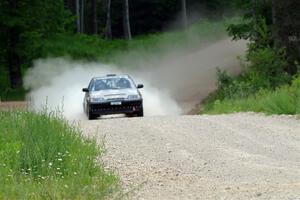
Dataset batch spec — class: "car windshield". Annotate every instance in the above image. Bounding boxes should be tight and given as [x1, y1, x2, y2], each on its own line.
[90, 77, 133, 91]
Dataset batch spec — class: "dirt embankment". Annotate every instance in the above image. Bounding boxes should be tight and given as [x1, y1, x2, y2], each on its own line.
[0, 101, 28, 111]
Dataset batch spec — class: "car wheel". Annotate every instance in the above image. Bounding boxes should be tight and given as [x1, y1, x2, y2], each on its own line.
[87, 109, 97, 120]
[88, 113, 97, 120]
[136, 108, 144, 117]
[126, 113, 135, 118]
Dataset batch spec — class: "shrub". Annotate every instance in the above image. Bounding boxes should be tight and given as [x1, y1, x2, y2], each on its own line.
[203, 75, 300, 115]
[246, 47, 290, 88]
[215, 46, 291, 101]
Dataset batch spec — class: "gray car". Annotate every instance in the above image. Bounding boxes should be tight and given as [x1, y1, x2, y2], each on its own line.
[82, 74, 144, 120]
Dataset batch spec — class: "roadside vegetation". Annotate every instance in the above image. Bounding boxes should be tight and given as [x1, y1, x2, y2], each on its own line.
[202, 39, 300, 115]
[0, 110, 119, 199]
[202, 1, 300, 116]
[203, 75, 300, 115]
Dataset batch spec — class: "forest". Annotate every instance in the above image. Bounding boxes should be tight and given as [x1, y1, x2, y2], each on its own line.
[1, 0, 300, 115]
[0, 0, 241, 97]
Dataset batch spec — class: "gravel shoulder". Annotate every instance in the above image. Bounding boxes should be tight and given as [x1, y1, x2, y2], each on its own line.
[80, 113, 300, 199]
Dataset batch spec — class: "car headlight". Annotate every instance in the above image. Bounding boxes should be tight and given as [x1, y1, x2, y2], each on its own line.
[90, 97, 105, 103]
[127, 95, 140, 100]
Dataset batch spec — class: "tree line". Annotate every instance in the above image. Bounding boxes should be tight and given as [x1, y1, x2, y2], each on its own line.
[228, 0, 300, 76]
[67, 0, 240, 39]
[0, 0, 240, 89]
[1, 0, 300, 91]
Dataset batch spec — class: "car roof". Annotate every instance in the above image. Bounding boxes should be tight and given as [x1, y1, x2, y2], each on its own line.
[92, 74, 131, 80]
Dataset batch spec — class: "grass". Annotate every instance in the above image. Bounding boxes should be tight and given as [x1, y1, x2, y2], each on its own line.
[202, 75, 300, 115]
[0, 110, 120, 199]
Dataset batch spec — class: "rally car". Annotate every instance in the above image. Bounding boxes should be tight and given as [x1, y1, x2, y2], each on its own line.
[82, 74, 144, 120]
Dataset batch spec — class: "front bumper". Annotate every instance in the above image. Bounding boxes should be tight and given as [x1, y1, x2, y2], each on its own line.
[88, 100, 143, 115]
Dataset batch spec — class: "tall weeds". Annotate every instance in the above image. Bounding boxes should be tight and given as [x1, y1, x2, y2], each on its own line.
[0, 110, 119, 199]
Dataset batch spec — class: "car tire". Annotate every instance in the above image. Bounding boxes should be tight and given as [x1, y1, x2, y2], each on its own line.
[136, 108, 144, 117]
[126, 113, 135, 118]
[88, 113, 97, 120]
[87, 109, 97, 120]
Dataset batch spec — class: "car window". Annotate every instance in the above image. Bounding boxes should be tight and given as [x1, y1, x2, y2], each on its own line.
[91, 78, 132, 91]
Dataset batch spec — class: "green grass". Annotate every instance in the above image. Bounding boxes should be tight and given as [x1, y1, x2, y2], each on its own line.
[202, 75, 300, 115]
[0, 110, 120, 199]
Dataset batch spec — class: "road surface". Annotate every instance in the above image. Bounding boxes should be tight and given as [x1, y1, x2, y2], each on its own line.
[80, 113, 300, 200]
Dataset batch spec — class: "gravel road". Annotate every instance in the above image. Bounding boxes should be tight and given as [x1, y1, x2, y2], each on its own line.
[81, 113, 300, 200]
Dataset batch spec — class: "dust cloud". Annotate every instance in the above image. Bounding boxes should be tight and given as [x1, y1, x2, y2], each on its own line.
[139, 38, 247, 112]
[24, 38, 246, 119]
[24, 59, 182, 119]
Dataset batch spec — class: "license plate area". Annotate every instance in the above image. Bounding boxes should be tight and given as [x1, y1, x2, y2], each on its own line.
[110, 101, 122, 105]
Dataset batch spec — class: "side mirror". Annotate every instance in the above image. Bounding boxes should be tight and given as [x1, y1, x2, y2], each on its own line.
[137, 84, 144, 89]
[82, 88, 89, 92]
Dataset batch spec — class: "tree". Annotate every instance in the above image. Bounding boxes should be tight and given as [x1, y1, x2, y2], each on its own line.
[123, 0, 132, 40]
[181, 0, 188, 29]
[92, 0, 98, 34]
[1, 0, 73, 92]
[228, 0, 300, 75]
[5, 0, 23, 88]
[272, 0, 300, 75]
[76, 0, 80, 32]
[105, 0, 112, 39]
[80, 0, 85, 33]
[271, 0, 276, 25]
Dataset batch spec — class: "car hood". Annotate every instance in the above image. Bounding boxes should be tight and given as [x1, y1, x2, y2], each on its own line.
[90, 88, 139, 100]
